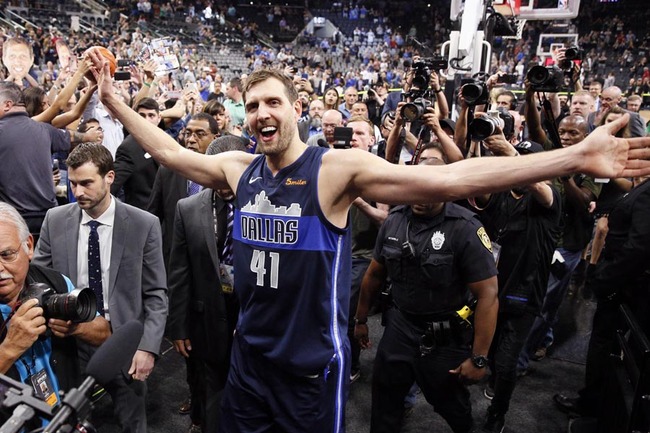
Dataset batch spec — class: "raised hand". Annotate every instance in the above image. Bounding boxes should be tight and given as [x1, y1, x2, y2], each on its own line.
[577, 113, 650, 178]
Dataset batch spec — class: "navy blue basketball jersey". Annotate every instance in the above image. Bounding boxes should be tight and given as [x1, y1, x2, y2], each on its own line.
[234, 146, 351, 376]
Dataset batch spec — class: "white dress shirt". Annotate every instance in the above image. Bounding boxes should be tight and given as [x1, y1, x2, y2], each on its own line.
[77, 196, 116, 320]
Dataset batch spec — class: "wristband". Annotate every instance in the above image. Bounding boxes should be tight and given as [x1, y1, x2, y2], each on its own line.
[354, 317, 367, 325]
[143, 81, 152, 87]
[434, 88, 443, 93]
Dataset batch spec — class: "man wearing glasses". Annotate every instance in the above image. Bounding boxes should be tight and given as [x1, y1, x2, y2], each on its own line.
[0, 202, 109, 416]
[147, 113, 219, 269]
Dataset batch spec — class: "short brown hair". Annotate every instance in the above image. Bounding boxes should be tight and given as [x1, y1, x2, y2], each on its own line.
[134, 97, 159, 113]
[2, 37, 32, 59]
[627, 94, 642, 104]
[346, 115, 374, 134]
[66, 143, 114, 176]
[242, 68, 298, 105]
[203, 99, 226, 116]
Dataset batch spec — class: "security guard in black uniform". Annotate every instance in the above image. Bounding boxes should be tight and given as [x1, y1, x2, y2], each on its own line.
[354, 144, 499, 433]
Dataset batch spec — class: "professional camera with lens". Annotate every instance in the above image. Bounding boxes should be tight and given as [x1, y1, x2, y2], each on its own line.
[400, 97, 433, 122]
[461, 78, 490, 106]
[469, 108, 515, 141]
[409, 57, 448, 93]
[19, 283, 97, 323]
[526, 65, 565, 92]
[559, 45, 583, 70]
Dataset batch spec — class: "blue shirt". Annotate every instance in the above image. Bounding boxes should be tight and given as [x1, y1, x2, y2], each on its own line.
[0, 276, 75, 408]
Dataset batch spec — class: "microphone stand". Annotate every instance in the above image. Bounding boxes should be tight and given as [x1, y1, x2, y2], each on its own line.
[43, 377, 96, 433]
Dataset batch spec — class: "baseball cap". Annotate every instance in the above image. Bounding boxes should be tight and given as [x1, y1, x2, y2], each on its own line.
[439, 118, 456, 132]
[514, 140, 545, 154]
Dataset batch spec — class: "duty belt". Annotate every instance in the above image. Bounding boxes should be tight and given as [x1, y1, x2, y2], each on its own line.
[418, 320, 452, 357]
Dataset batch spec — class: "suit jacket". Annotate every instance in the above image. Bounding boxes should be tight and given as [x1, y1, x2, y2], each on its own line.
[147, 166, 188, 269]
[298, 117, 310, 143]
[32, 200, 168, 355]
[111, 135, 159, 210]
[382, 90, 403, 116]
[167, 189, 238, 364]
[588, 109, 645, 137]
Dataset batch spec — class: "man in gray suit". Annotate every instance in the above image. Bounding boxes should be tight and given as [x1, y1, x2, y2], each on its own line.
[33, 143, 168, 433]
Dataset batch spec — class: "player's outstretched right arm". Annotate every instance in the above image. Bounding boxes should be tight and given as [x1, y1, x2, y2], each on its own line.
[87, 48, 254, 192]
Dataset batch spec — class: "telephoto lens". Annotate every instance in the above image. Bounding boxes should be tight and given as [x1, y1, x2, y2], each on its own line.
[469, 114, 504, 141]
[19, 283, 97, 323]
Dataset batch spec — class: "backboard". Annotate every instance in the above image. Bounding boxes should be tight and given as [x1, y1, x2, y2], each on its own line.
[493, 0, 581, 20]
[536, 33, 579, 57]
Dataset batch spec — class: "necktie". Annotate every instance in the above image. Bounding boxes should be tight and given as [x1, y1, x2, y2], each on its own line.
[87, 220, 105, 316]
[187, 180, 201, 196]
[221, 202, 234, 265]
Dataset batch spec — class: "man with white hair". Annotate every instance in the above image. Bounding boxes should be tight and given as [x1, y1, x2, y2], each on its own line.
[307, 109, 343, 147]
[0, 202, 110, 413]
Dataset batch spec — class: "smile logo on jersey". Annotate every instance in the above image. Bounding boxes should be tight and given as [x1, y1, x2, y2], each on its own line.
[477, 227, 492, 252]
[285, 178, 307, 186]
[431, 231, 445, 250]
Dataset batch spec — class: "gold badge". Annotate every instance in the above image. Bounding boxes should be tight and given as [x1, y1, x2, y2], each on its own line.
[477, 227, 492, 252]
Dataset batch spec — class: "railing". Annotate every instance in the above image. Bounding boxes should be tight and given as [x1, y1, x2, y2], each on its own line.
[5, 8, 38, 29]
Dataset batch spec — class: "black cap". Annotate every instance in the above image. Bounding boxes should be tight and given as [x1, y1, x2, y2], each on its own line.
[439, 118, 456, 131]
[514, 140, 545, 154]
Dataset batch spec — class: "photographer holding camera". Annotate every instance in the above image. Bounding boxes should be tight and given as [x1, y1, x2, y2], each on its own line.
[518, 78, 603, 375]
[471, 128, 562, 432]
[384, 58, 452, 164]
[0, 202, 110, 408]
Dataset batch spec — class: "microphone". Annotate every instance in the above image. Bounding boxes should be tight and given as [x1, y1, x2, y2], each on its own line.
[86, 320, 143, 384]
[44, 321, 143, 433]
[317, 138, 329, 148]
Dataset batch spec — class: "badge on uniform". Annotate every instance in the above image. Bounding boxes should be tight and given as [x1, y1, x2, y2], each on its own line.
[476, 227, 492, 252]
[220, 263, 234, 294]
[29, 369, 59, 407]
[431, 231, 445, 250]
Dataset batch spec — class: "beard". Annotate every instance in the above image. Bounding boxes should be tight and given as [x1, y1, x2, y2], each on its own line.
[257, 120, 296, 156]
[310, 116, 322, 129]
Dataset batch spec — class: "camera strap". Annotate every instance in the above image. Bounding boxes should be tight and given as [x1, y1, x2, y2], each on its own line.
[410, 126, 428, 165]
[540, 95, 562, 149]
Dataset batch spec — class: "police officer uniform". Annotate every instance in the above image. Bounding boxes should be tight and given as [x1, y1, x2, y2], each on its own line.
[370, 204, 497, 433]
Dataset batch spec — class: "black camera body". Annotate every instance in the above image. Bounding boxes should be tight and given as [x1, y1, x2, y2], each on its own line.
[526, 65, 565, 92]
[332, 126, 353, 149]
[559, 45, 583, 70]
[400, 97, 433, 122]
[469, 108, 515, 141]
[409, 57, 448, 93]
[19, 283, 97, 323]
[461, 78, 489, 106]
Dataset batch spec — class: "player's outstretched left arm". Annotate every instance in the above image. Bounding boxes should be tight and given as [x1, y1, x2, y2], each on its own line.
[331, 114, 650, 207]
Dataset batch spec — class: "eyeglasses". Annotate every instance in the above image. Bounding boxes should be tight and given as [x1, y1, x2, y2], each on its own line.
[0, 248, 20, 264]
[186, 130, 210, 139]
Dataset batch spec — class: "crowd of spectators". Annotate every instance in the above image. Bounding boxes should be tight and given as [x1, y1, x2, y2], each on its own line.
[2, 0, 650, 432]
[2, 0, 649, 110]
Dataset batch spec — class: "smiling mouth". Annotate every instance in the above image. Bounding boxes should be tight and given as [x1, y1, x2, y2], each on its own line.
[259, 126, 278, 139]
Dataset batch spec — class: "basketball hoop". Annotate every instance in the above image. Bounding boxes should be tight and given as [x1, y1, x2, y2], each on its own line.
[492, 0, 525, 40]
[502, 18, 526, 40]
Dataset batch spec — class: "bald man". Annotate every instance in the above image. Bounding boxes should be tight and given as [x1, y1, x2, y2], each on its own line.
[588, 86, 645, 136]
[307, 109, 343, 147]
[338, 87, 358, 119]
